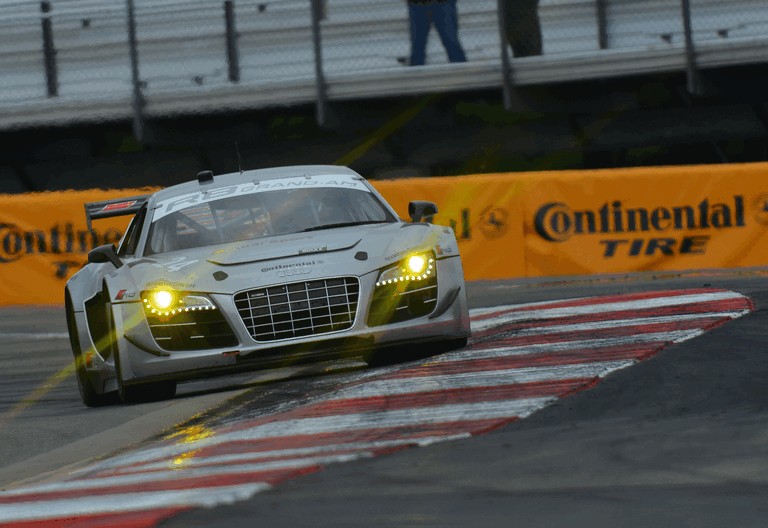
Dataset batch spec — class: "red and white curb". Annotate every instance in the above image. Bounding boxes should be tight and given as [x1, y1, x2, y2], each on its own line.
[0, 288, 753, 527]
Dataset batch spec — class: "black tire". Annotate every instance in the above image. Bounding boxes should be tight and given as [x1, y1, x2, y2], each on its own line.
[66, 294, 113, 407]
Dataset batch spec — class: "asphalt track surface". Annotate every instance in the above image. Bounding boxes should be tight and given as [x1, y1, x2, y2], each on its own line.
[2, 270, 768, 527]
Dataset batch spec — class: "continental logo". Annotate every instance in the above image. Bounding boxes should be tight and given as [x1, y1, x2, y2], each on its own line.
[446, 207, 509, 240]
[534, 196, 747, 258]
[0, 223, 122, 277]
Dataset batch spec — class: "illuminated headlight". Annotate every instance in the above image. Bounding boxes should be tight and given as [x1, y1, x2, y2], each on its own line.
[141, 289, 217, 317]
[375, 251, 435, 287]
[150, 289, 175, 310]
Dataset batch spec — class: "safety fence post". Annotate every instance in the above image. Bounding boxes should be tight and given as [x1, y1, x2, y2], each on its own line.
[496, 0, 513, 110]
[310, 0, 328, 127]
[224, 0, 240, 83]
[40, 0, 58, 97]
[596, 0, 608, 49]
[126, 0, 145, 143]
[681, 0, 700, 94]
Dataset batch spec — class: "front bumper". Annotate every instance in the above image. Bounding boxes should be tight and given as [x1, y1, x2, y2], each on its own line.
[109, 256, 470, 387]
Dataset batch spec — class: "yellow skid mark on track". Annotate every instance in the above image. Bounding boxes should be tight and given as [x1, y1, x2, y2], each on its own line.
[0, 361, 75, 429]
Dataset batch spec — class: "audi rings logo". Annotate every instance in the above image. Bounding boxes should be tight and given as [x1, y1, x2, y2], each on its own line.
[534, 203, 574, 242]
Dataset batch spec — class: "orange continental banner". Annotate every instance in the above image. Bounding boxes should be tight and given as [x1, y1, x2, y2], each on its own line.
[2, 163, 768, 305]
[0, 189, 156, 306]
[376, 162, 768, 279]
[374, 175, 527, 280]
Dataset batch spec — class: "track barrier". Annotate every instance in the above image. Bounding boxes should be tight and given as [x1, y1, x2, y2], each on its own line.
[1, 163, 767, 305]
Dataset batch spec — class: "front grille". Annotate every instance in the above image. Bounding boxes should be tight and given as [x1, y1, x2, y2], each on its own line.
[235, 277, 360, 342]
[147, 310, 238, 351]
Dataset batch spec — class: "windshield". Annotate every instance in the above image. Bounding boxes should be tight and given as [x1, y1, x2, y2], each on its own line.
[145, 186, 397, 255]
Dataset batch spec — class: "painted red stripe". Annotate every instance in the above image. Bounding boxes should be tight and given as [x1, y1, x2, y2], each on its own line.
[286, 378, 591, 418]
[0, 468, 314, 505]
[1, 507, 186, 528]
[103, 445, 386, 478]
[87, 421, 508, 480]
[382, 343, 662, 380]
[121, 420, 508, 471]
[471, 288, 734, 322]
[471, 302, 747, 341]
[490, 298, 749, 331]
[479, 317, 725, 348]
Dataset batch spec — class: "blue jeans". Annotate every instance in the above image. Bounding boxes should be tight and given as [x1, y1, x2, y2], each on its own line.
[408, 0, 468, 66]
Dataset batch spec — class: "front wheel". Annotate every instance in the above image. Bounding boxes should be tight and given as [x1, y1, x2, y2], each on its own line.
[66, 295, 113, 407]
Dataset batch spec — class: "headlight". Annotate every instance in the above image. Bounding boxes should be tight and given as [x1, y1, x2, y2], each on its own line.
[376, 251, 435, 287]
[406, 255, 427, 274]
[141, 288, 217, 316]
[149, 289, 176, 311]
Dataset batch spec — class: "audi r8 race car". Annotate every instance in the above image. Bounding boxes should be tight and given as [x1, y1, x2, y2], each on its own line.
[65, 165, 470, 406]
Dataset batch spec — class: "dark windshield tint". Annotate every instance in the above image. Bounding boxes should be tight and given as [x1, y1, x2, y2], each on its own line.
[145, 187, 396, 255]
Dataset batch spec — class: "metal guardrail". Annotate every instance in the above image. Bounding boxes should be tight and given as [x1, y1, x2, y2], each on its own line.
[1, 0, 768, 137]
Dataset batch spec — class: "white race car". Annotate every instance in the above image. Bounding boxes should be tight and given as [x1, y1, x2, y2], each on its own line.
[65, 165, 470, 406]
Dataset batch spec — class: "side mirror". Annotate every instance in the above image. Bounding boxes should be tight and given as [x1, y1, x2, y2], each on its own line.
[408, 201, 438, 223]
[88, 244, 123, 268]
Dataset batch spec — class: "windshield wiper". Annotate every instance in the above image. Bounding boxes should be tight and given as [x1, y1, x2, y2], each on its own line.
[303, 220, 389, 232]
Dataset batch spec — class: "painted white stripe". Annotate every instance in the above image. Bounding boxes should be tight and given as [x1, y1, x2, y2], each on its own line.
[57, 397, 555, 477]
[5, 453, 365, 497]
[510, 311, 748, 337]
[0, 332, 69, 340]
[470, 291, 746, 331]
[447, 332, 687, 362]
[329, 361, 634, 400]
[153, 396, 556, 450]
[109, 434, 471, 474]
[79, 356, 651, 475]
[674, 328, 704, 343]
[469, 298, 591, 317]
[0, 483, 269, 523]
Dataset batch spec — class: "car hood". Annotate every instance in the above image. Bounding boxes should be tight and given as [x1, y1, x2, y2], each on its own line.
[123, 222, 458, 294]
[205, 230, 362, 265]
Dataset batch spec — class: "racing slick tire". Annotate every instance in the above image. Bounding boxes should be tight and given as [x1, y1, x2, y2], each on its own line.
[66, 294, 113, 407]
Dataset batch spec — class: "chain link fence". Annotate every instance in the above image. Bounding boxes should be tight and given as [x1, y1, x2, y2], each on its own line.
[1, 0, 767, 134]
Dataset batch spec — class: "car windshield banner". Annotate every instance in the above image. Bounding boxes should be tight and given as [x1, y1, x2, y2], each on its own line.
[153, 173, 369, 221]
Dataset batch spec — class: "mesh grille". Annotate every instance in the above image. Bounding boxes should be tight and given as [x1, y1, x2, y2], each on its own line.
[146, 310, 238, 351]
[234, 277, 359, 342]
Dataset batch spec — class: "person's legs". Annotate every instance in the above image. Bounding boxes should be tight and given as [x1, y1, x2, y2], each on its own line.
[504, 0, 542, 57]
[433, 0, 467, 62]
[408, 3, 431, 66]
